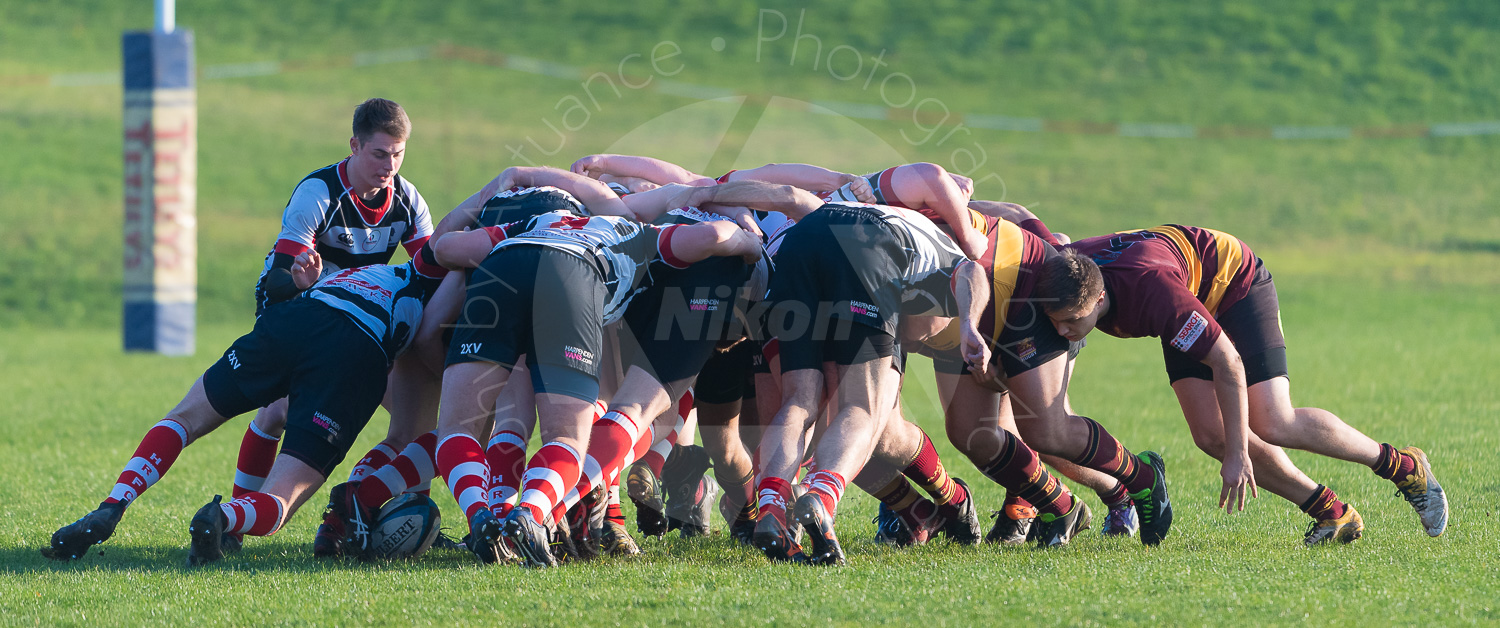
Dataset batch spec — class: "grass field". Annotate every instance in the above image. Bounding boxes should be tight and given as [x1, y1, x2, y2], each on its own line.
[2, 1, 1498, 625]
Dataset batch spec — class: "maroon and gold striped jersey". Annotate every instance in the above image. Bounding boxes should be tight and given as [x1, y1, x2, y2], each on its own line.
[1066, 225, 1256, 360]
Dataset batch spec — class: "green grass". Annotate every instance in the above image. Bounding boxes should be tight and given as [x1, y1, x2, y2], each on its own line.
[1, 277, 1496, 625]
[2, 0, 1498, 624]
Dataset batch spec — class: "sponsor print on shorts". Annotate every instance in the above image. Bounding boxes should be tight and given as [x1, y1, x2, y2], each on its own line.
[1171, 311, 1210, 352]
[564, 345, 596, 368]
[312, 412, 342, 438]
[849, 300, 880, 318]
[1015, 338, 1037, 361]
[690, 298, 721, 311]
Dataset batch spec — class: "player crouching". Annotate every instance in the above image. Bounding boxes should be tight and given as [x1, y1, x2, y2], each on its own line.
[44, 242, 449, 565]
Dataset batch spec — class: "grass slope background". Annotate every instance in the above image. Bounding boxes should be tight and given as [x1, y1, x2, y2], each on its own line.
[1, 0, 1497, 625]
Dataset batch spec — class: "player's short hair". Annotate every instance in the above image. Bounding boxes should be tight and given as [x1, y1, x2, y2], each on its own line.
[352, 98, 410, 143]
[1036, 248, 1104, 314]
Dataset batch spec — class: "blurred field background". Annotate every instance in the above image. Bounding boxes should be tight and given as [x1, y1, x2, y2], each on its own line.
[2, 1, 1498, 625]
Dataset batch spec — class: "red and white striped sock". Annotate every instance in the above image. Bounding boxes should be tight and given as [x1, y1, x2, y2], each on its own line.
[756, 476, 795, 525]
[436, 434, 489, 527]
[106, 419, 189, 505]
[579, 411, 645, 496]
[231, 422, 280, 498]
[804, 470, 847, 515]
[220, 491, 287, 536]
[638, 419, 682, 478]
[347, 440, 400, 483]
[518, 442, 583, 523]
[355, 431, 438, 510]
[486, 429, 529, 515]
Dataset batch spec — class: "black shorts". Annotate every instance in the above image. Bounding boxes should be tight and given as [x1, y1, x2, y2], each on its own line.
[202, 299, 389, 477]
[619, 257, 751, 392]
[694, 339, 760, 405]
[765, 206, 904, 371]
[1163, 259, 1288, 386]
[925, 307, 1077, 379]
[446, 245, 606, 402]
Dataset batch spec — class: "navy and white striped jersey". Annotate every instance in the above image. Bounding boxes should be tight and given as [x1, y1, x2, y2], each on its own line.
[475, 185, 586, 228]
[302, 248, 448, 363]
[490, 210, 675, 325]
[822, 201, 968, 317]
[256, 159, 434, 312]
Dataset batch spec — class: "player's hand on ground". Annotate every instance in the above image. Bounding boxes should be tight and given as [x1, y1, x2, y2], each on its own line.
[291, 250, 322, 290]
[1218, 452, 1258, 513]
[959, 323, 992, 381]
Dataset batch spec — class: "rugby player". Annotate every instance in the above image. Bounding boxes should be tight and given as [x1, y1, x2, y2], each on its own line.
[1032, 221, 1447, 544]
[423, 204, 763, 567]
[222, 98, 439, 555]
[662, 182, 1081, 563]
[46, 241, 449, 563]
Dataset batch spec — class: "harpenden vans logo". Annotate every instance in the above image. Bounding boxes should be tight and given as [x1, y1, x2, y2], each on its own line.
[312, 412, 341, 437]
[690, 298, 720, 311]
[850, 300, 880, 317]
[563, 345, 595, 367]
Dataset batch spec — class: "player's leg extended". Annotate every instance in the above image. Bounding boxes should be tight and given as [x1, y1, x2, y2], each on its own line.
[45, 377, 235, 560]
[1008, 354, 1171, 545]
[1244, 376, 1446, 535]
[751, 366, 822, 560]
[486, 361, 537, 518]
[435, 360, 514, 560]
[1172, 378, 1360, 545]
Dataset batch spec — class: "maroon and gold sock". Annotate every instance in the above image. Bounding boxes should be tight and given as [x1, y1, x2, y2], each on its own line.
[865, 474, 939, 530]
[979, 430, 1073, 518]
[1299, 484, 1348, 521]
[901, 431, 968, 507]
[1097, 481, 1131, 509]
[1070, 417, 1155, 494]
[1370, 443, 1416, 482]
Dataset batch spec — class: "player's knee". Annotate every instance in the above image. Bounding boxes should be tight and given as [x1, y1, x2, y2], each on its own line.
[1191, 430, 1226, 459]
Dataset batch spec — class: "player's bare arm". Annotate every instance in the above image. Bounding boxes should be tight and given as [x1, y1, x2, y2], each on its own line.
[1202, 333, 1259, 513]
[664, 220, 764, 265]
[726, 163, 874, 201]
[570, 153, 716, 186]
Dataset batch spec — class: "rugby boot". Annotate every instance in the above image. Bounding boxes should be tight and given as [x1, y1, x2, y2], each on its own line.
[312, 521, 343, 558]
[560, 500, 596, 561]
[1130, 451, 1173, 546]
[502, 508, 557, 568]
[44, 501, 125, 561]
[938, 478, 982, 545]
[721, 493, 758, 546]
[220, 533, 244, 555]
[600, 520, 642, 557]
[752, 514, 808, 563]
[186, 496, 228, 566]
[1100, 503, 1139, 537]
[984, 502, 1036, 546]
[626, 462, 669, 538]
[551, 512, 586, 563]
[465, 508, 507, 564]
[326, 481, 376, 559]
[667, 474, 721, 538]
[792, 493, 846, 566]
[873, 503, 902, 545]
[1033, 500, 1092, 549]
[876, 500, 940, 547]
[430, 531, 466, 553]
[1393, 447, 1448, 537]
[1304, 505, 1364, 546]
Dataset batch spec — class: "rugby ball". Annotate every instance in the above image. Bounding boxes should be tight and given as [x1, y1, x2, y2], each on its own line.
[368, 493, 441, 560]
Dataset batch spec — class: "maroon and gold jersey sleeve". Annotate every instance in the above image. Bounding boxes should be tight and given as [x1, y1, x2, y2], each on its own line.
[1126, 270, 1223, 360]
